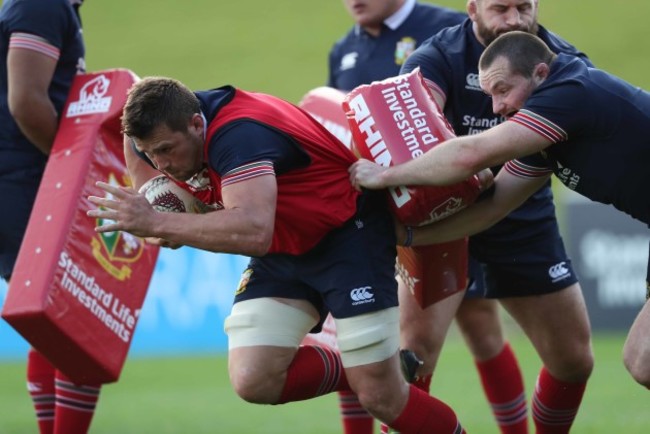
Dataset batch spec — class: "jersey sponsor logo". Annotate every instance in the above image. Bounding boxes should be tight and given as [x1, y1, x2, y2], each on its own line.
[461, 114, 505, 135]
[340, 52, 358, 71]
[465, 73, 482, 91]
[66, 74, 113, 117]
[395, 37, 416, 65]
[350, 286, 375, 305]
[548, 261, 570, 282]
[555, 162, 580, 190]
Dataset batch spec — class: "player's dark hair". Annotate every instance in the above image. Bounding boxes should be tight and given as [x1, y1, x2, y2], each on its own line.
[479, 31, 556, 78]
[122, 77, 201, 139]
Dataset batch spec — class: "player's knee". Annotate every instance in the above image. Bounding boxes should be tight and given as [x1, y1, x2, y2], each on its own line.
[549, 346, 594, 383]
[335, 307, 400, 368]
[229, 371, 281, 404]
[623, 347, 650, 388]
[225, 298, 317, 403]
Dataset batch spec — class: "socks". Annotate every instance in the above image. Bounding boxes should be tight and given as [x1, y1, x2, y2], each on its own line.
[412, 374, 432, 393]
[532, 367, 586, 433]
[476, 342, 528, 433]
[278, 345, 349, 403]
[388, 385, 465, 434]
[53, 371, 101, 434]
[338, 390, 374, 434]
[379, 374, 433, 434]
[27, 349, 56, 434]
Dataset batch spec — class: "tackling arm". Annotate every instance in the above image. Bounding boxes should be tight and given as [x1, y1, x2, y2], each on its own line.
[407, 169, 551, 245]
[350, 120, 552, 190]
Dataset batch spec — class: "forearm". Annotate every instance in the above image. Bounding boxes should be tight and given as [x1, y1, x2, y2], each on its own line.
[11, 94, 58, 154]
[411, 196, 506, 245]
[150, 209, 274, 257]
[380, 136, 481, 187]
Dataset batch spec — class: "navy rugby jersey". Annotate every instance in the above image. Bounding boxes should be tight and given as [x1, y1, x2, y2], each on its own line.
[182, 87, 359, 255]
[328, 1, 465, 91]
[401, 20, 592, 240]
[0, 0, 85, 173]
[505, 54, 650, 225]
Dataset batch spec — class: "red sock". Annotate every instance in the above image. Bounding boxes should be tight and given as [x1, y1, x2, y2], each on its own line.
[380, 374, 433, 434]
[27, 349, 55, 434]
[388, 385, 465, 434]
[338, 390, 374, 434]
[476, 342, 528, 434]
[412, 374, 432, 393]
[278, 345, 349, 403]
[53, 371, 101, 434]
[532, 367, 586, 433]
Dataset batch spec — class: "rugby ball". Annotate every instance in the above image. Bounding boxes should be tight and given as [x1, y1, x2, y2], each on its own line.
[138, 175, 213, 214]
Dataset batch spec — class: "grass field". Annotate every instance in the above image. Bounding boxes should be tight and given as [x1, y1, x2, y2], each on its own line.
[2, 0, 650, 432]
[1, 328, 648, 433]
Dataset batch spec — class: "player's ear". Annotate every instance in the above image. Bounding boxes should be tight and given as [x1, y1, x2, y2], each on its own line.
[467, 0, 478, 20]
[190, 113, 204, 134]
[532, 62, 549, 85]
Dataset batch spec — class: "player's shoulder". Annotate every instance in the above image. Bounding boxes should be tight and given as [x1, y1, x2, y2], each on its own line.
[417, 20, 470, 56]
[409, 2, 466, 28]
[1, 0, 75, 36]
[1, 0, 69, 19]
[537, 25, 590, 62]
[328, 26, 358, 57]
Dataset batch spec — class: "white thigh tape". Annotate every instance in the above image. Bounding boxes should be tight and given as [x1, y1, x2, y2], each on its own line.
[224, 298, 317, 349]
[334, 307, 399, 367]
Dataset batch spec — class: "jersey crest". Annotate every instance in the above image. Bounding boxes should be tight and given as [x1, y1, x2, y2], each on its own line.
[395, 37, 416, 65]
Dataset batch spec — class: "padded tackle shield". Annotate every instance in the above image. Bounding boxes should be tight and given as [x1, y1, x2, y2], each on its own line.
[1, 70, 159, 384]
[343, 68, 483, 227]
[298, 86, 353, 149]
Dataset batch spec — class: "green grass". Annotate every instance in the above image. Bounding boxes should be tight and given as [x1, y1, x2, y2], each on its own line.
[82, 0, 650, 104]
[1, 329, 648, 433]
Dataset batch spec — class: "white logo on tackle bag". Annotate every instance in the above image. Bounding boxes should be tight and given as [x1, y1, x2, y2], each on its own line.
[340, 52, 358, 71]
[67, 75, 113, 117]
[350, 286, 375, 305]
[548, 262, 570, 282]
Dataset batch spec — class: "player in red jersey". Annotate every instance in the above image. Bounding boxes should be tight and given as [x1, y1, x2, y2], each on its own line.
[88, 77, 470, 434]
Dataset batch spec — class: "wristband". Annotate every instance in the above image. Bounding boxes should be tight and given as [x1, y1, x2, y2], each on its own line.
[404, 226, 413, 247]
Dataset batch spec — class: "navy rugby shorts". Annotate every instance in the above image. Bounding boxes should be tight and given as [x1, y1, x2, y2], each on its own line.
[466, 221, 579, 298]
[232, 190, 398, 332]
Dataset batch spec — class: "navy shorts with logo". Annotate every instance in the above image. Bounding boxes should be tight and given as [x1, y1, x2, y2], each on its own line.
[467, 220, 579, 298]
[233, 190, 398, 331]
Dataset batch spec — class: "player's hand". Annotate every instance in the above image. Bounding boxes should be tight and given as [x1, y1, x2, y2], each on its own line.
[476, 168, 494, 191]
[349, 159, 388, 191]
[87, 181, 157, 238]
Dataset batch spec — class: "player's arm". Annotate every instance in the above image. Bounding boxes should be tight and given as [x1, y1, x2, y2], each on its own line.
[7, 35, 59, 155]
[403, 168, 551, 245]
[350, 120, 551, 190]
[88, 173, 277, 257]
